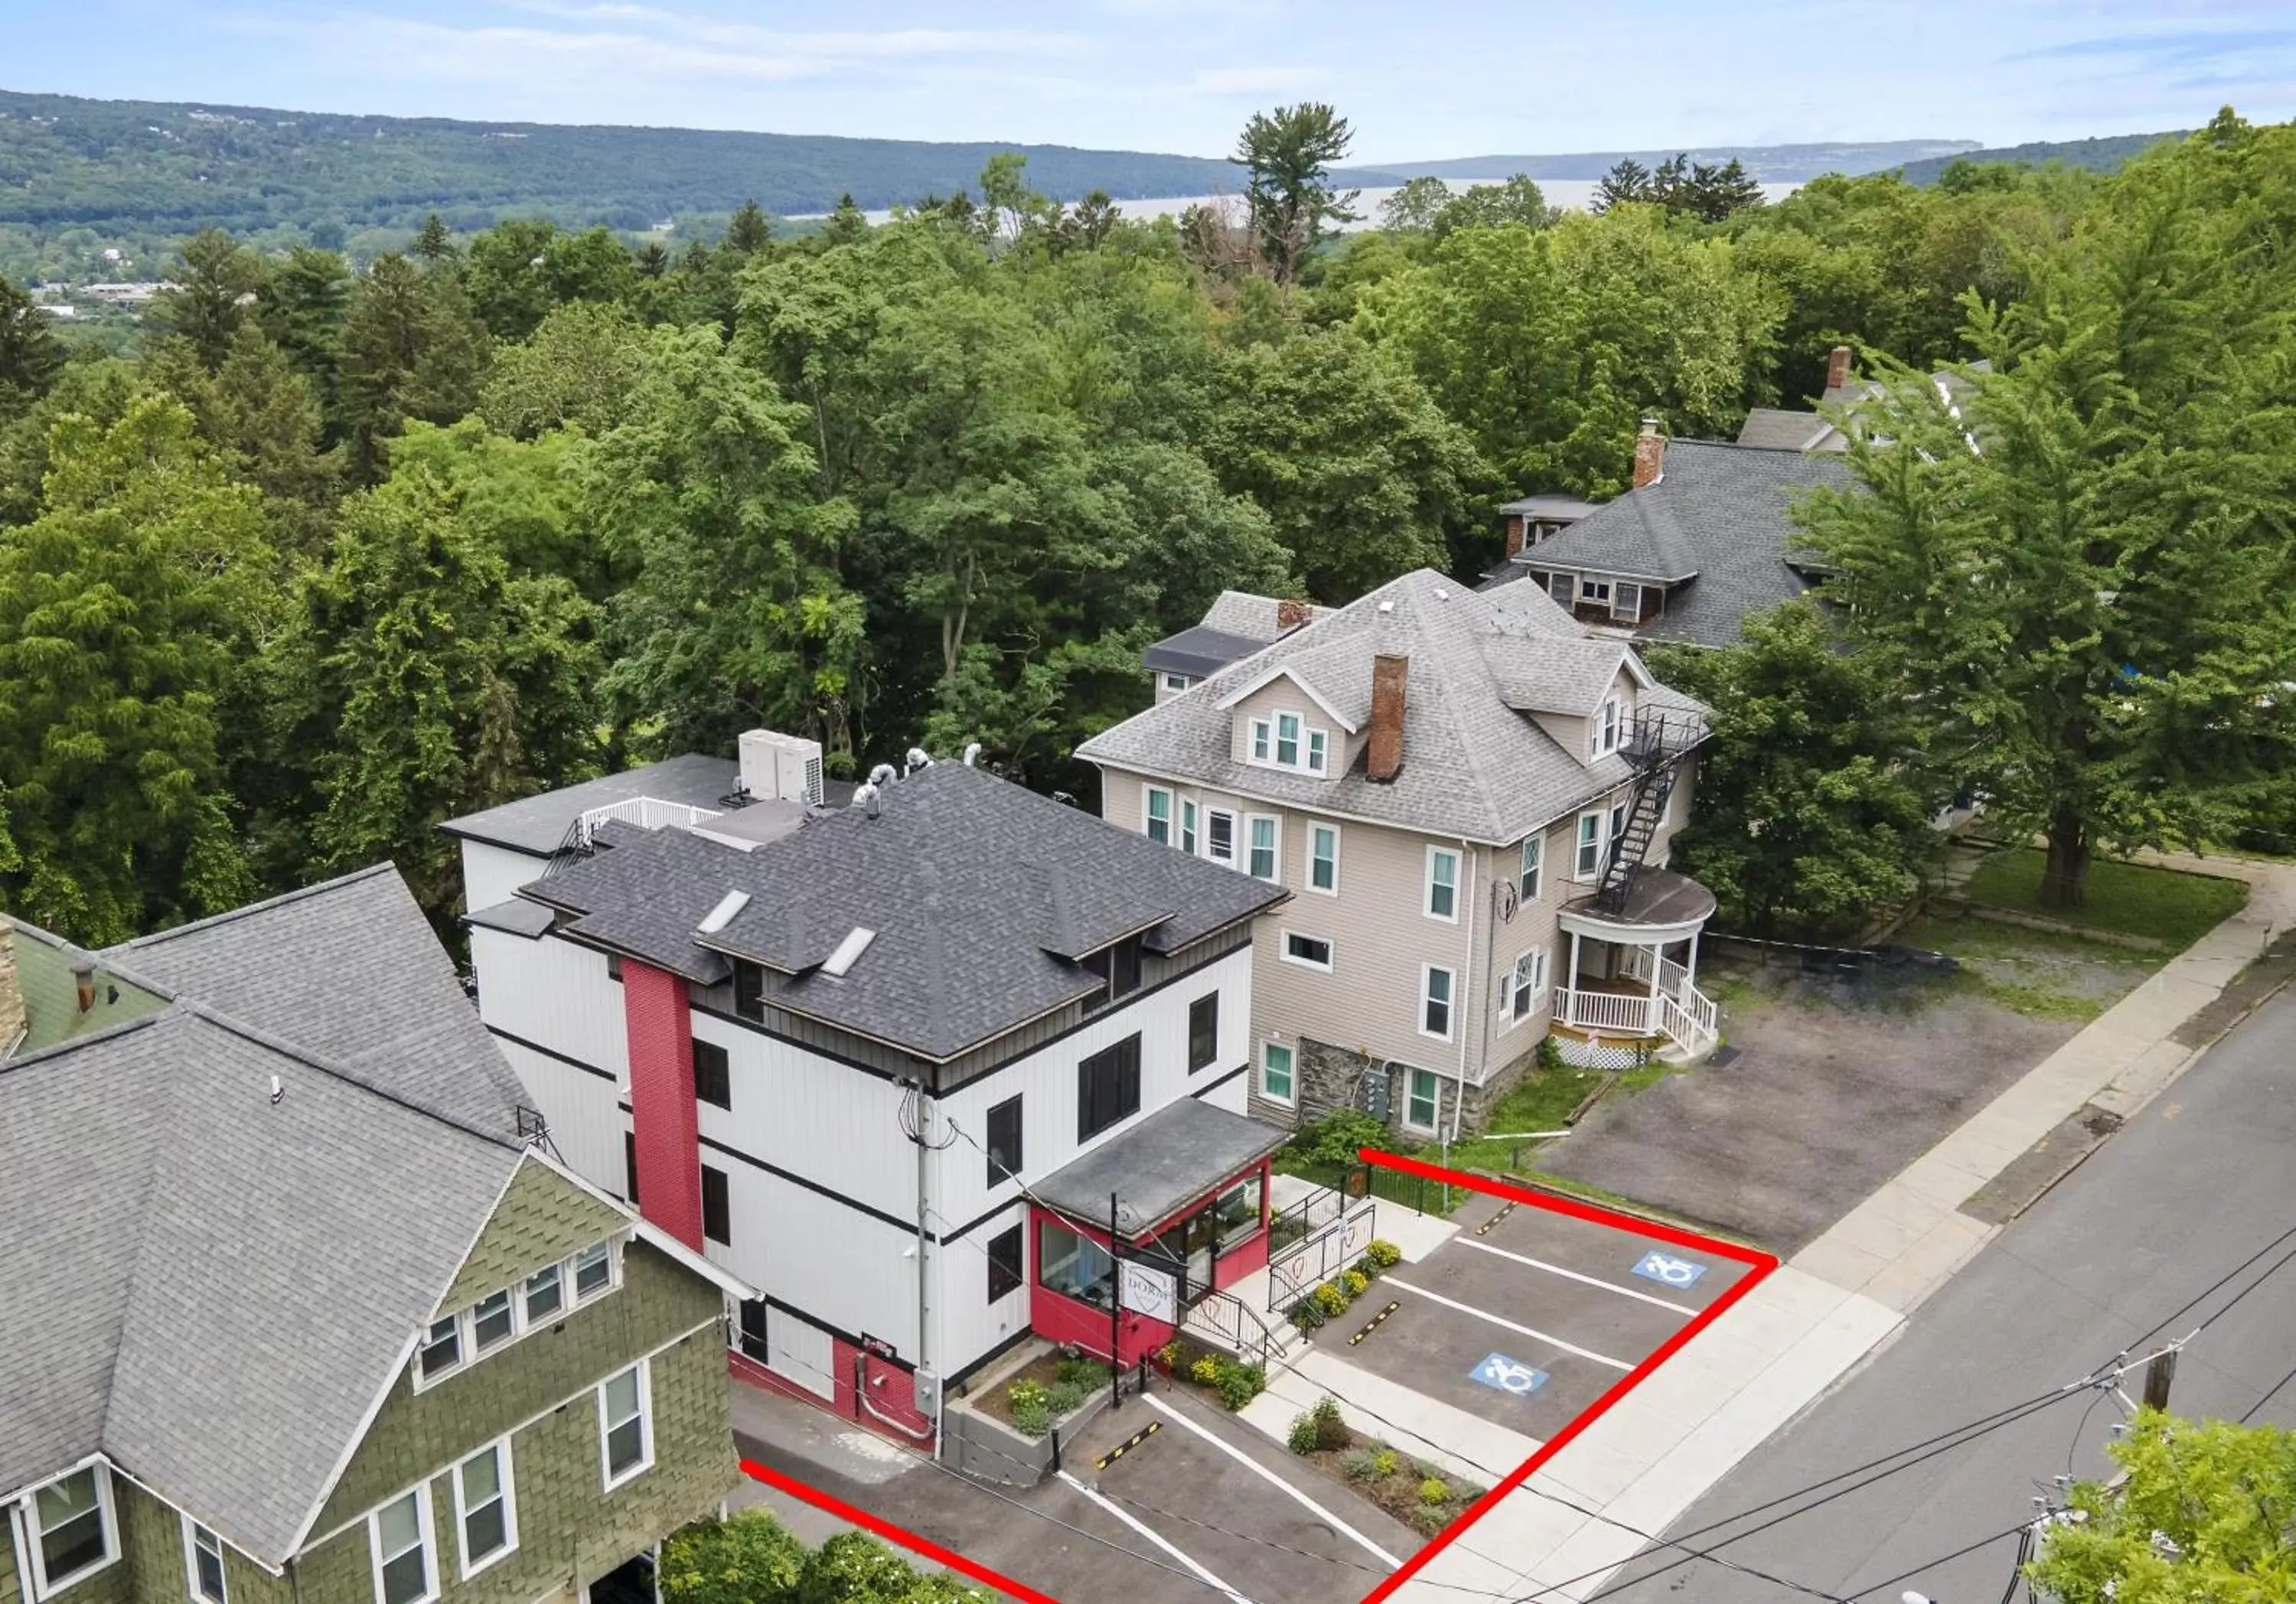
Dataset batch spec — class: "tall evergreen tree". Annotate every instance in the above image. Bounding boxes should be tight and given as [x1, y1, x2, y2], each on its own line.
[1232, 103, 1359, 285]
[147, 229, 267, 373]
[0, 274, 66, 416]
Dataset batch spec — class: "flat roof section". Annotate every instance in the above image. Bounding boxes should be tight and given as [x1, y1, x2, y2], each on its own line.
[441, 754, 744, 856]
[1032, 1099, 1292, 1236]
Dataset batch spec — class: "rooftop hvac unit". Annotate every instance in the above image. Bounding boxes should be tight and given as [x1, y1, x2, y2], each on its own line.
[738, 729, 825, 806]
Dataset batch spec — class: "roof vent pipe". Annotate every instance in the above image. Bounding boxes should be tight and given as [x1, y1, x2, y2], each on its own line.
[962, 743, 981, 768]
[72, 957, 95, 1014]
[905, 747, 932, 777]
[867, 763, 898, 788]
[857, 782, 882, 820]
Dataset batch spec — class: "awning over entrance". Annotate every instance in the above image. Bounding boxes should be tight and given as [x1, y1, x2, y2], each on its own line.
[1032, 1100, 1291, 1238]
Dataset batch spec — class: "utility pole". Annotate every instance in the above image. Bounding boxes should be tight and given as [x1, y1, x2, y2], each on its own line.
[1110, 1191, 1124, 1413]
[2143, 1347, 2177, 1412]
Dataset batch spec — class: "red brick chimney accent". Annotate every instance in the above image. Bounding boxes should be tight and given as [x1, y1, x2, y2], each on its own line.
[1631, 419, 1665, 490]
[1276, 598, 1313, 632]
[1825, 344, 1854, 391]
[1368, 654, 1408, 782]
[1504, 516, 1527, 559]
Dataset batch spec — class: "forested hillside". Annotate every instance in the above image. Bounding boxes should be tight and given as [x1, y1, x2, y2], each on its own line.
[1892, 129, 2183, 185]
[1, 106, 2288, 946]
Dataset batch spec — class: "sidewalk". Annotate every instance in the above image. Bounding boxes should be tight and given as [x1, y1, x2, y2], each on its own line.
[1397, 851, 2296, 1604]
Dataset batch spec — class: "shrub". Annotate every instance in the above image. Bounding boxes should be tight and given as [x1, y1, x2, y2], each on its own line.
[1055, 1357, 1107, 1390]
[1313, 1280, 1351, 1315]
[1287, 1296, 1327, 1332]
[797, 1531, 986, 1604]
[1412, 1505, 1449, 1536]
[1156, 1341, 1182, 1371]
[1310, 1395, 1351, 1452]
[1007, 1379, 1048, 1415]
[1287, 1410, 1319, 1455]
[1418, 1477, 1450, 1507]
[1536, 1035, 1565, 1072]
[1284, 1109, 1389, 1172]
[1365, 1239, 1404, 1269]
[1342, 1449, 1382, 1483]
[1350, 1251, 1384, 1280]
[1371, 1449, 1399, 1478]
[1043, 1381, 1086, 1417]
[1009, 1397, 1051, 1436]
[660, 1512, 807, 1604]
[1217, 1363, 1264, 1411]
[1190, 1355, 1223, 1385]
[1342, 1269, 1369, 1299]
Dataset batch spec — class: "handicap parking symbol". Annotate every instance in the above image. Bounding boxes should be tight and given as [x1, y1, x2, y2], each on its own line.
[1469, 1352, 1548, 1397]
[1632, 1250, 1707, 1288]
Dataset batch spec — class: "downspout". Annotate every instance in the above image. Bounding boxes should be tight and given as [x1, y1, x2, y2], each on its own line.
[1444, 836, 1475, 1206]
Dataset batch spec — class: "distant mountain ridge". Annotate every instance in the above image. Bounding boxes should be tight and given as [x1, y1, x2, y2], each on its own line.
[1352, 139, 1981, 184]
[1887, 129, 2186, 186]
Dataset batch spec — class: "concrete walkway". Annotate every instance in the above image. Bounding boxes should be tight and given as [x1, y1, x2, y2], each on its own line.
[1394, 851, 2296, 1604]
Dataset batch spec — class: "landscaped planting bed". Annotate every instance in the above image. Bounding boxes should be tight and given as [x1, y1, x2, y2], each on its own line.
[971, 1351, 1113, 1436]
[1283, 1236, 1404, 1335]
[1284, 1397, 1489, 1537]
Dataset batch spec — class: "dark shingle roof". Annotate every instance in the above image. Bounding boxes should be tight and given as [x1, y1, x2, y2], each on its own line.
[1143, 625, 1274, 679]
[1031, 1100, 1291, 1234]
[528, 763, 1289, 1061]
[1515, 440, 1856, 647]
[439, 755, 744, 856]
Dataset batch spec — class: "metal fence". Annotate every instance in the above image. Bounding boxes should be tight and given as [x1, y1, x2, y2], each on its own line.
[1265, 1195, 1378, 1311]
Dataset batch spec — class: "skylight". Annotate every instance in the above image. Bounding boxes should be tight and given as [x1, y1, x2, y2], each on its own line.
[821, 927, 876, 978]
[696, 890, 751, 935]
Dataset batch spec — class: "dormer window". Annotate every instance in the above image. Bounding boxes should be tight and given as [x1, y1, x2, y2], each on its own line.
[1081, 935, 1143, 1008]
[1593, 697, 1622, 758]
[1247, 710, 1330, 775]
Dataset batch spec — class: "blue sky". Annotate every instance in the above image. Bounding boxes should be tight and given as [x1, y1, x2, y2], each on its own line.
[8, 0, 2294, 158]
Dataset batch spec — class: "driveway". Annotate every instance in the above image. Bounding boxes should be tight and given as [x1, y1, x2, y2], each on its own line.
[1534, 962, 2072, 1254]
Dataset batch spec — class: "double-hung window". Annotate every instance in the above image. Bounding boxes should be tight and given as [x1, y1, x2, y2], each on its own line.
[452, 1441, 517, 1578]
[572, 1242, 614, 1302]
[1187, 993, 1219, 1073]
[1249, 719, 1271, 762]
[523, 1263, 563, 1325]
[184, 1520, 228, 1604]
[1576, 810, 1606, 879]
[1309, 824, 1339, 893]
[31, 1468, 116, 1596]
[369, 1489, 434, 1604]
[1144, 787, 1173, 846]
[1406, 1068, 1440, 1132]
[1205, 810, 1236, 868]
[1275, 713, 1301, 768]
[1593, 698, 1621, 758]
[1247, 815, 1280, 882]
[1519, 836, 1542, 902]
[1077, 1035, 1143, 1140]
[1261, 1042, 1296, 1104]
[416, 1315, 462, 1384]
[986, 1094, 1023, 1185]
[1425, 846, 1459, 921]
[1421, 966, 1456, 1041]
[1180, 799, 1199, 856]
[598, 1361, 653, 1489]
[1306, 729, 1328, 774]
[693, 1038, 730, 1109]
[1502, 950, 1548, 1023]
[470, 1290, 514, 1354]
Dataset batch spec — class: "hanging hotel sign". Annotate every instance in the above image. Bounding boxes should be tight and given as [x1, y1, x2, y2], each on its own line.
[1118, 1259, 1179, 1324]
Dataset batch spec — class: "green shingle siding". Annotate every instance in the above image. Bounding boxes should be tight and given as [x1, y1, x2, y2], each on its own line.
[436, 1162, 631, 1318]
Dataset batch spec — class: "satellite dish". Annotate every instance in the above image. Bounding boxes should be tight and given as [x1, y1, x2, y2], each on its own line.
[1495, 880, 1520, 924]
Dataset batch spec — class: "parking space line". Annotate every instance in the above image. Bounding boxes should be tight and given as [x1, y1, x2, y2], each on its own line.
[1456, 1237, 1701, 1315]
[1143, 1394, 1404, 1569]
[1384, 1275, 1636, 1370]
[1055, 1470, 1253, 1604]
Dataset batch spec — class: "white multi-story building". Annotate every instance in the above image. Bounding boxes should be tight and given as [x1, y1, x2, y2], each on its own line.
[447, 748, 1291, 1449]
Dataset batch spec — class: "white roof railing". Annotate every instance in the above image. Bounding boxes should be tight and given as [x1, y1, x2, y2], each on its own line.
[573, 796, 722, 850]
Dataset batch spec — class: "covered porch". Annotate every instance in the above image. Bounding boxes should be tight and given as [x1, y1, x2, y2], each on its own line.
[1023, 1100, 1291, 1368]
[1555, 869, 1721, 1059]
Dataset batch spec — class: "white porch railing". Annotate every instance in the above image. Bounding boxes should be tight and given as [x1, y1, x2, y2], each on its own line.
[574, 795, 722, 849]
[1557, 988, 1656, 1035]
[1558, 977, 1720, 1056]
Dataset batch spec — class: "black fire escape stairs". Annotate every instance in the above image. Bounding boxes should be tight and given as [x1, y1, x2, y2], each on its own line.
[1593, 713, 1696, 918]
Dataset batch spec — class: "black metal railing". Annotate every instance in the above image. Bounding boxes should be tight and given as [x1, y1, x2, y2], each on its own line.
[1594, 711, 1704, 916]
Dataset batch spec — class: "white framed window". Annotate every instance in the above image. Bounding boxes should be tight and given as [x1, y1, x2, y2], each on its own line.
[1499, 949, 1548, 1025]
[1593, 698, 1622, 758]
[27, 1467, 118, 1598]
[1575, 810, 1606, 879]
[572, 1241, 615, 1302]
[1612, 583, 1642, 622]
[1420, 965, 1456, 1042]
[451, 1439, 518, 1579]
[1180, 799, 1199, 856]
[1261, 1041, 1296, 1104]
[1275, 712, 1301, 768]
[598, 1361, 653, 1489]
[183, 1518, 229, 1604]
[1144, 787, 1172, 847]
[1281, 931, 1334, 972]
[1519, 836, 1542, 903]
[1306, 729, 1328, 774]
[1247, 814, 1280, 882]
[1245, 708, 1331, 775]
[415, 1315, 462, 1388]
[1161, 672, 1193, 695]
[367, 1488, 435, 1604]
[1425, 846, 1459, 922]
[1308, 823, 1339, 894]
[523, 1264, 563, 1325]
[1578, 576, 1613, 605]
[1205, 809, 1236, 868]
[470, 1289, 514, 1353]
[1548, 572, 1574, 608]
[1405, 1068, 1440, 1133]
[1249, 719, 1271, 762]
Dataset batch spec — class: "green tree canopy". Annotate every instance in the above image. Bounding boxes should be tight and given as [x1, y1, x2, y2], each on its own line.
[1233, 103, 1359, 285]
[0, 273, 66, 416]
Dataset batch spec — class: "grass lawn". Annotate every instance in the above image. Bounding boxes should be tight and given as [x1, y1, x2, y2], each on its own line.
[1962, 848, 2246, 951]
[1442, 1065, 1605, 1173]
[1900, 911, 2162, 1023]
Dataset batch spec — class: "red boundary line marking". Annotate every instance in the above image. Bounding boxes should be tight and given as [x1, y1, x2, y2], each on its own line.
[738, 1146, 1782, 1604]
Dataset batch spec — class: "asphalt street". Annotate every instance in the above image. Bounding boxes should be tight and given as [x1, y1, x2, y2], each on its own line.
[1592, 981, 2296, 1604]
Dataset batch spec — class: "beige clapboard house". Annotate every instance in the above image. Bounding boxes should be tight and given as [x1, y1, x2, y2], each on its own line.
[1078, 569, 1720, 1139]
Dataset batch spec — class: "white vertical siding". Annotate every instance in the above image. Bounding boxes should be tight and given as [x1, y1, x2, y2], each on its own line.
[703, 1157, 919, 1368]
[497, 1036, 625, 1195]
[768, 1312, 836, 1400]
[471, 929, 630, 1083]
[694, 1012, 918, 1224]
[460, 841, 548, 913]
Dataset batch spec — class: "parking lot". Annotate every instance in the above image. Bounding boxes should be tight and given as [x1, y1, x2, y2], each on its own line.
[1308, 1191, 1754, 1444]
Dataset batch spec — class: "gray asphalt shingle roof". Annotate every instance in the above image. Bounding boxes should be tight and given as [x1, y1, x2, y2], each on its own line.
[1735, 408, 1842, 452]
[2, 868, 541, 1567]
[1078, 569, 1704, 846]
[527, 762, 1289, 1061]
[1143, 625, 1275, 680]
[1030, 1099, 1291, 1234]
[1515, 440, 1856, 647]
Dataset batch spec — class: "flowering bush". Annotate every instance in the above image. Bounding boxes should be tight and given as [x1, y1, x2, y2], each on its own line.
[1342, 1269, 1370, 1298]
[1313, 1281, 1351, 1315]
[1365, 1239, 1404, 1269]
[1190, 1355, 1223, 1385]
[1287, 1296, 1328, 1332]
[1418, 1477, 1450, 1507]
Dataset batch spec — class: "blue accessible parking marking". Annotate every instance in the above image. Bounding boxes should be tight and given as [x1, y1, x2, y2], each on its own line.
[1632, 1250, 1707, 1289]
[1469, 1352, 1549, 1397]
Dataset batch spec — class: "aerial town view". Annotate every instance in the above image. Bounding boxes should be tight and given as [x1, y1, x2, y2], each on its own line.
[3, 5, 2293, 1604]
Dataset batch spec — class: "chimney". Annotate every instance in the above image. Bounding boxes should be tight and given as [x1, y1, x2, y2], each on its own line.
[0, 923, 26, 1054]
[72, 957, 96, 1014]
[1631, 419, 1665, 490]
[1368, 654, 1408, 782]
[1276, 598, 1313, 632]
[1505, 516, 1527, 560]
[1825, 344, 1853, 392]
